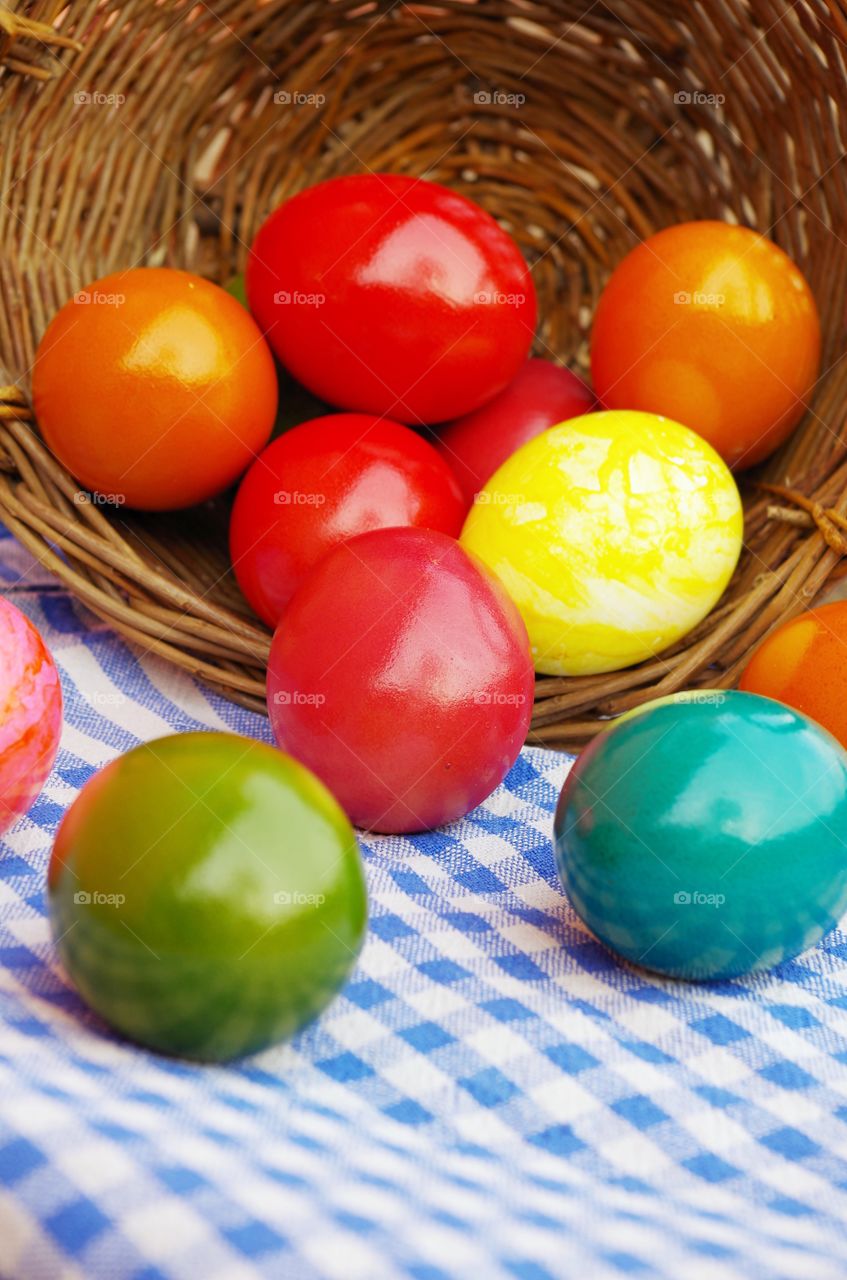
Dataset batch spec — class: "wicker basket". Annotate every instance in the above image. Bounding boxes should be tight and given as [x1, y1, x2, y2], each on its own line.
[1, 0, 846, 752]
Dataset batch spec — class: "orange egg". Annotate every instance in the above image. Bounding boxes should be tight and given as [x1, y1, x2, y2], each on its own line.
[739, 601, 847, 747]
[32, 268, 278, 510]
[591, 222, 820, 469]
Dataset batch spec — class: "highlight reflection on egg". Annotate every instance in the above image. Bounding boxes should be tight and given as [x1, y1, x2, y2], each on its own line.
[460, 410, 743, 676]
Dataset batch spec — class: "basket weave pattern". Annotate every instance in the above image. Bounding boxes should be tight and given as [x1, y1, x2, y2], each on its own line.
[2, 0, 847, 749]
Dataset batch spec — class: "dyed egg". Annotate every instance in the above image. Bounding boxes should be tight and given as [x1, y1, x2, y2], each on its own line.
[48, 733, 367, 1060]
[0, 599, 62, 832]
[591, 221, 820, 469]
[267, 527, 534, 834]
[554, 691, 847, 979]
[739, 601, 847, 748]
[33, 268, 277, 510]
[460, 410, 743, 676]
[230, 413, 465, 627]
[435, 358, 596, 507]
[247, 174, 536, 423]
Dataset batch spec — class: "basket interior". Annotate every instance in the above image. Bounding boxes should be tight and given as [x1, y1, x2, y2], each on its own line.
[2, 0, 847, 746]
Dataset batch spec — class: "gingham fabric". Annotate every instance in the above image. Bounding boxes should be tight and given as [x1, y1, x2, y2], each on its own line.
[3, 526, 847, 1280]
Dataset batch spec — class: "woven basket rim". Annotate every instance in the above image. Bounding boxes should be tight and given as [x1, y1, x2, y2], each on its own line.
[1, 0, 846, 749]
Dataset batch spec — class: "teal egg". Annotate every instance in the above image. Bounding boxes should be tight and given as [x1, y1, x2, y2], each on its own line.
[554, 690, 847, 979]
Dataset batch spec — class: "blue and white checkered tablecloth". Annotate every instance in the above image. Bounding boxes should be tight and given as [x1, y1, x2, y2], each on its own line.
[2, 526, 847, 1279]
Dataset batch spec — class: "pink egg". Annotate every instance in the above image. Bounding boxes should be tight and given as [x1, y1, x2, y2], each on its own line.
[0, 599, 62, 833]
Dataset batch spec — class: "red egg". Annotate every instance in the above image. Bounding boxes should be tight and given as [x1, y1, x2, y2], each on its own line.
[230, 414, 465, 627]
[0, 599, 62, 832]
[267, 527, 534, 833]
[246, 174, 537, 424]
[436, 359, 596, 505]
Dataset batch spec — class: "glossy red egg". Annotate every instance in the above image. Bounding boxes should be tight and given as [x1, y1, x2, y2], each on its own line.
[267, 527, 535, 833]
[230, 414, 465, 627]
[246, 174, 537, 424]
[436, 359, 596, 505]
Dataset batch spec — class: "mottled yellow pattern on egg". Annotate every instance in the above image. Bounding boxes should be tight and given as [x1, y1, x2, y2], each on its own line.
[460, 410, 743, 676]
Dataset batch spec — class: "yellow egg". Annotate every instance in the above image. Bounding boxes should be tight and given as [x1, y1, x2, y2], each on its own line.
[459, 410, 743, 676]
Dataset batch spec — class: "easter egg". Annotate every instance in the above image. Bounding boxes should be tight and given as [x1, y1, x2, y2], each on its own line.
[460, 410, 743, 676]
[246, 174, 537, 424]
[33, 268, 277, 510]
[436, 358, 596, 507]
[591, 221, 820, 468]
[48, 733, 367, 1060]
[230, 413, 465, 627]
[0, 600, 62, 832]
[554, 691, 847, 979]
[739, 601, 847, 747]
[267, 527, 534, 833]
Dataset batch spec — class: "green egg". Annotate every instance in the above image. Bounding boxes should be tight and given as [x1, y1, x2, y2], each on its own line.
[48, 733, 367, 1060]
